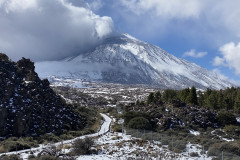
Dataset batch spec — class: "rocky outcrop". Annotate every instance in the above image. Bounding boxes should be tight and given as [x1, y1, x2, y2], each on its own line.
[0, 54, 86, 138]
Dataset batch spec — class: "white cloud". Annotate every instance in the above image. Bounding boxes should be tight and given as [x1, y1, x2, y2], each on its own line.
[118, 0, 240, 44]
[213, 56, 225, 66]
[183, 49, 207, 58]
[88, 0, 103, 11]
[120, 0, 202, 19]
[214, 42, 240, 75]
[206, 0, 240, 38]
[0, 0, 114, 61]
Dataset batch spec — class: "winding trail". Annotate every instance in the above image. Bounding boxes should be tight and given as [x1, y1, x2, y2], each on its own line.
[0, 113, 112, 156]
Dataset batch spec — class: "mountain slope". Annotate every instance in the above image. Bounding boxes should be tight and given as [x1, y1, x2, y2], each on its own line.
[36, 33, 234, 90]
[0, 54, 86, 138]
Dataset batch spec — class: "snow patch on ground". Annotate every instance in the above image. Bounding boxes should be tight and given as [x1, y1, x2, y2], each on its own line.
[76, 131, 212, 160]
[189, 130, 200, 136]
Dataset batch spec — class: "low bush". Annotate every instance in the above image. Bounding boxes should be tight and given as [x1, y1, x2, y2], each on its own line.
[59, 134, 74, 140]
[38, 155, 57, 160]
[72, 137, 94, 155]
[190, 152, 199, 157]
[28, 155, 36, 159]
[0, 140, 30, 152]
[216, 111, 236, 126]
[168, 140, 186, 153]
[127, 117, 151, 130]
[207, 145, 221, 157]
[224, 125, 240, 135]
[112, 124, 122, 132]
[208, 141, 240, 157]
[40, 134, 60, 143]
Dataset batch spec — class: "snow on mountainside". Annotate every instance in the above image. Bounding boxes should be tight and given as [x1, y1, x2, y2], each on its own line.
[36, 33, 234, 90]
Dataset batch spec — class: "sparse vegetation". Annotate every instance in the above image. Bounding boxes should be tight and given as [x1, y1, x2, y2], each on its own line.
[0, 137, 38, 153]
[0, 154, 23, 160]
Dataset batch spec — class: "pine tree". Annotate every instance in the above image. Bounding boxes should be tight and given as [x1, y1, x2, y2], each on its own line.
[203, 88, 212, 106]
[207, 91, 218, 109]
[154, 91, 162, 103]
[217, 92, 225, 109]
[146, 92, 154, 104]
[234, 91, 240, 113]
[179, 88, 190, 102]
[198, 91, 204, 106]
[162, 89, 177, 102]
[186, 86, 198, 105]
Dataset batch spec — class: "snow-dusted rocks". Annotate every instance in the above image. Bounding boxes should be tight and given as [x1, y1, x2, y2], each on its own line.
[0, 54, 86, 138]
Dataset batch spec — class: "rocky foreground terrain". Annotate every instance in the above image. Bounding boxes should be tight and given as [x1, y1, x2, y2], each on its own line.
[0, 53, 86, 138]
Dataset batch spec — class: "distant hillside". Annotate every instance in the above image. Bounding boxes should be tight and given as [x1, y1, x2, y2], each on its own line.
[0, 53, 86, 138]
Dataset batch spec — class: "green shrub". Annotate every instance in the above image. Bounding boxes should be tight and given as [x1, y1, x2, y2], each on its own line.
[28, 155, 36, 160]
[40, 134, 60, 143]
[123, 112, 150, 125]
[38, 155, 57, 160]
[224, 125, 240, 135]
[72, 137, 94, 155]
[0, 141, 30, 152]
[59, 134, 74, 140]
[112, 124, 122, 132]
[127, 117, 151, 130]
[207, 142, 240, 157]
[0, 136, 39, 153]
[217, 111, 236, 126]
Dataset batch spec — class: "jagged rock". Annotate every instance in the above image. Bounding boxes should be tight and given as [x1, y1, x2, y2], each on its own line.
[0, 54, 86, 138]
[0, 53, 9, 61]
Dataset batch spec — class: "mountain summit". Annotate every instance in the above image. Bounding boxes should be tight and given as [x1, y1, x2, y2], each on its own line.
[36, 33, 234, 89]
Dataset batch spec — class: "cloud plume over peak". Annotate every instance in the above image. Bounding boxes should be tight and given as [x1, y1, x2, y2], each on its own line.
[0, 0, 114, 61]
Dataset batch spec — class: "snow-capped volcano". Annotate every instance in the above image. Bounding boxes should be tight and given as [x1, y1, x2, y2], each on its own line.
[36, 33, 234, 89]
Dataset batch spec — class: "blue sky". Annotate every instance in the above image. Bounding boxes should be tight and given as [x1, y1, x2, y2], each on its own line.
[0, 0, 240, 83]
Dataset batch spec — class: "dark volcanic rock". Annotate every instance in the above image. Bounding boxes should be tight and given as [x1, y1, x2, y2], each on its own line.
[0, 54, 86, 138]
